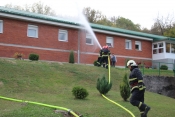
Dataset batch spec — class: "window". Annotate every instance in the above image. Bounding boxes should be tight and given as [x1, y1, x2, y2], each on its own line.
[58, 29, 68, 41]
[135, 41, 141, 50]
[27, 25, 38, 38]
[166, 43, 175, 54]
[153, 44, 157, 54]
[0, 20, 3, 33]
[158, 43, 164, 53]
[86, 33, 93, 45]
[153, 42, 164, 54]
[171, 44, 175, 53]
[166, 43, 170, 53]
[125, 40, 132, 49]
[106, 37, 113, 47]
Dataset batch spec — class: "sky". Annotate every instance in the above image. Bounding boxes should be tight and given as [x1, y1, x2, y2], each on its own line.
[0, 0, 175, 29]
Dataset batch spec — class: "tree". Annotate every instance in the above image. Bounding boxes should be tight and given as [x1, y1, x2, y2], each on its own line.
[141, 27, 151, 34]
[96, 16, 115, 27]
[96, 76, 112, 95]
[151, 14, 175, 36]
[31, 1, 56, 16]
[120, 73, 130, 101]
[4, 1, 56, 16]
[115, 17, 141, 31]
[164, 27, 175, 38]
[83, 7, 103, 23]
[69, 50, 75, 64]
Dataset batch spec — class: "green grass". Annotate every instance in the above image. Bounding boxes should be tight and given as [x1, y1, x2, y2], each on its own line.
[140, 67, 175, 77]
[0, 58, 175, 117]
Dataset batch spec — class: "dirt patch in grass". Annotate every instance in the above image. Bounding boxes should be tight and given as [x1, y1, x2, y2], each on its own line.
[0, 81, 4, 87]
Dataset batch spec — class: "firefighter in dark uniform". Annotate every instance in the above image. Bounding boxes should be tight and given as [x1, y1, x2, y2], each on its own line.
[127, 60, 150, 117]
[97, 49, 103, 67]
[97, 45, 110, 69]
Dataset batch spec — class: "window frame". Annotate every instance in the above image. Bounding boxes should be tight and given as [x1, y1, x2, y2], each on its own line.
[135, 41, 142, 51]
[58, 29, 68, 42]
[106, 37, 113, 48]
[0, 20, 3, 33]
[27, 25, 38, 38]
[171, 43, 175, 54]
[125, 39, 132, 49]
[153, 42, 164, 54]
[86, 33, 93, 45]
[166, 43, 170, 53]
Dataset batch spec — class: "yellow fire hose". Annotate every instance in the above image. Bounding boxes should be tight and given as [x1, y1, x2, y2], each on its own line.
[0, 55, 135, 117]
[0, 96, 79, 117]
[102, 56, 135, 117]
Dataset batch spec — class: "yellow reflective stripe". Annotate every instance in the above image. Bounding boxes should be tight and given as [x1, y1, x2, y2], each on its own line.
[102, 55, 109, 56]
[129, 78, 137, 81]
[139, 87, 144, 90]
[131, 86, 138, 91]
[140, 111, 144, 114]
[139, 102, 142, 108]
[138, 80, 143, 83]
[139, 86, 146, 90]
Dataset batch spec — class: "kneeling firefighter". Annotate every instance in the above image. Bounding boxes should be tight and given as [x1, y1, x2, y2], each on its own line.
[97, 45, 110, 69]
[127, 60, 150, 117]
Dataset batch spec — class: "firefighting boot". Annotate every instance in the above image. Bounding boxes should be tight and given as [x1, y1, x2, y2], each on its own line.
[143, 106, 150, 117]
[138, 102, 147, 117]
[103, 63, 105, 68]
[106, 64, 108, 69]
[140, 112, 147, 117]
[139, 107, 145, 117]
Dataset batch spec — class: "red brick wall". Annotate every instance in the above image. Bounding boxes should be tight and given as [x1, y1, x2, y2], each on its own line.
[0, 17, 78, 50]
[0, 17, 152, 66]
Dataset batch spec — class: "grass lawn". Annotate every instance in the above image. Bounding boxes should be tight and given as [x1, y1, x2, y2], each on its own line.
[0, 58, 175, 117]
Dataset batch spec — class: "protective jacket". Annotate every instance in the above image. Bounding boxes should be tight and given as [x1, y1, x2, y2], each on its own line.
[102, 48, 110, 56]
[129, 67, 146, 92]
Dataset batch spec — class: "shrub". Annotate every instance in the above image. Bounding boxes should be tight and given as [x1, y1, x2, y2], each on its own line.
[160, 65, 168, 70]
[29, 53, 39, 61]
[93, 60, 98, 66]
[96, 76, 112, 95]
[13, 52, 25, 60]
[69, 50, 74, 64]
[72, 86, 89, 99]
[120, 73, 130, 101]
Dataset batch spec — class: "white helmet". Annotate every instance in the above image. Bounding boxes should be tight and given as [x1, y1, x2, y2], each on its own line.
[127, 60, 137, 66]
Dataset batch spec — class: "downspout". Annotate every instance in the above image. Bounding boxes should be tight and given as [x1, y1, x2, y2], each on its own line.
[78, 30, 80, 64]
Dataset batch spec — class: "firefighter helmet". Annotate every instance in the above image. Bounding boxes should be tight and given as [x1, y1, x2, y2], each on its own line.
[127, 60, 137, 66]
[103, 45, 108, 49]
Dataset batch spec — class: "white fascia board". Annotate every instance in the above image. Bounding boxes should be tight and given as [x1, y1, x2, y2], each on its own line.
[0, 13, 81, 29]
[0, 13, 153, 41]
[93, 28, 153, 41]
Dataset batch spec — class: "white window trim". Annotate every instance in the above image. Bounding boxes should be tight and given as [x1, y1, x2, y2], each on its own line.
[125, 39, 132, 49]
[27, 25, 38, 38]
[0, 20, 3, 33]
[86, 33, 93, 45]
[153, 42, 164, 54]
[135, 41, 142, 51]
[106, 37, 113, 47]
[58, 29, 68, 42]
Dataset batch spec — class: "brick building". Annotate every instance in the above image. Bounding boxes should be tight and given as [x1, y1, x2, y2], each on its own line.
[0, 6, 175, 67]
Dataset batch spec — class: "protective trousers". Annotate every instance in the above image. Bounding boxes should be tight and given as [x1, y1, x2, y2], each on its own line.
[99, 56, 108, 69]
[130, 89, 148, 115]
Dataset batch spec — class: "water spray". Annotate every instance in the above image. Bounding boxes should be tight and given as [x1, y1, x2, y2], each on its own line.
[75, 1, 102, 49]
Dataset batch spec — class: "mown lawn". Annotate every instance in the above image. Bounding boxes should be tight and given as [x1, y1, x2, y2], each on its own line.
[0, 58, 175, 117]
